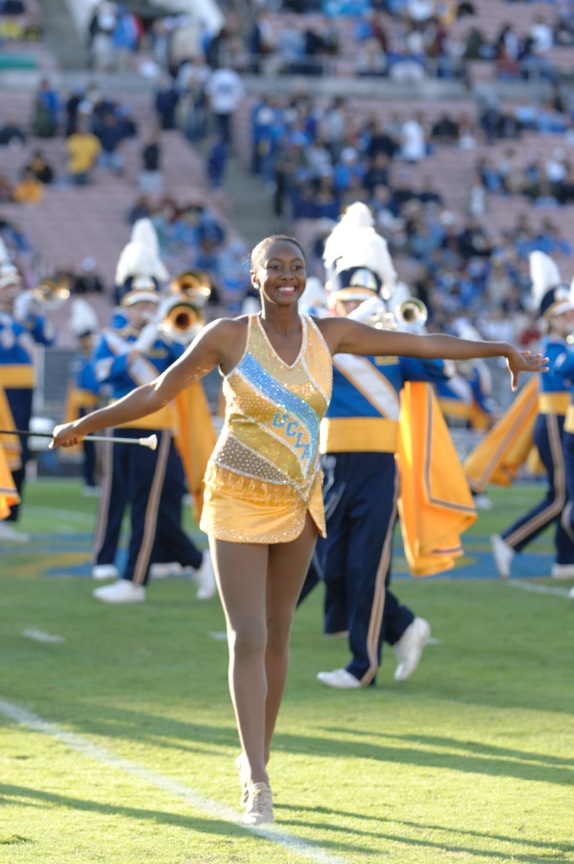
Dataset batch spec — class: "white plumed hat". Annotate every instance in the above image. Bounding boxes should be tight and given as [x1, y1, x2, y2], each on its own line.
[114, 218, 169, 299]
[529, 250, 573, 319]
[323, 202, 397, 302]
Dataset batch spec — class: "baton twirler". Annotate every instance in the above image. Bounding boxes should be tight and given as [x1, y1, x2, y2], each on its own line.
[0, 429, 158, 451]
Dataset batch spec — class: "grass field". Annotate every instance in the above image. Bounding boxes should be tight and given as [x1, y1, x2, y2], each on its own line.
[0, 479, 573, 864]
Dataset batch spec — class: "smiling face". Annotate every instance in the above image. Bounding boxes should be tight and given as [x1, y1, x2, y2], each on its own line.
[250, 237, 307, 310]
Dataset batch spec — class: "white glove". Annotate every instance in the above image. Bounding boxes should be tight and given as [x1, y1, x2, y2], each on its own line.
[0, 326, 16, 350]
[132, 322, 159, 354]
[13, 291, 37, 323]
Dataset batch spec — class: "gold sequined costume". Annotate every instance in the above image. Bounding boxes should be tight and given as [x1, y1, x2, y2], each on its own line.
[200, 313, 332, 542]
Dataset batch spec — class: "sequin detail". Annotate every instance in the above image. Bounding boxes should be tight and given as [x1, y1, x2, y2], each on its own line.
[200, 314, 332, 542]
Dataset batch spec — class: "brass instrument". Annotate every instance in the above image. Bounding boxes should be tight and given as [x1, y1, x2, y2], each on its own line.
[12, 276, 70, 320]
[30, 277, 71, 309]
[158, 296, 202, 344]
[394, 297, 428, 331]
[171, 269, 211, 303]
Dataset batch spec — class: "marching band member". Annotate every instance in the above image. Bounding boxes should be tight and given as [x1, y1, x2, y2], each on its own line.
[91, 222, 215, 602]
[0, 240, 59, 542]
[300, 204, 450, 688]
[64, 298, 102, 495]
[492, 252, 574, 579]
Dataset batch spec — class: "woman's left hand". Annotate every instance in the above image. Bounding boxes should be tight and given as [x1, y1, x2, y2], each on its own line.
[506, 349, 548, 391]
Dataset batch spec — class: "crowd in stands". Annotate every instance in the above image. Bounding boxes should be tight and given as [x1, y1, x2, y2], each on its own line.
[245, 0, 574, 82]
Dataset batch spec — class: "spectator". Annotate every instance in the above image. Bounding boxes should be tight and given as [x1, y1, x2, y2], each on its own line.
[205, 65, 245, 147]
[356, 37, 388, 76]
[400, 112, 427, 163]
[88, 1, 117, 71]
[138, 133, 163, 195]
[30, 78, 59, 138]
[128, 194, 153, 226]
[0, 116, 26, 146]
[94, 110, 126, 175]
[12, 167, 44, 205]
[206, 133, 228, 189]
[112, 3, 141, 72]
[176, 55, 210, 144]
[25, 149, 55, 185]
[72, 258, 105, 294]
[0, 173, 14, 203]
[154, 75, 179, 131]
[66, 122, 102, 186]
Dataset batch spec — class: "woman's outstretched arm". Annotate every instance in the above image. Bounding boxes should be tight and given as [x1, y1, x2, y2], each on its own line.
[317, 317, 548, 391]
[51, 319, 235, 448]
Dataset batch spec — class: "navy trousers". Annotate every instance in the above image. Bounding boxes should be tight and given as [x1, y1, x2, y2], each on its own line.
[502, 413, 574, 565]
[92, 428, 202, 584]
[308, 451, 414, 685]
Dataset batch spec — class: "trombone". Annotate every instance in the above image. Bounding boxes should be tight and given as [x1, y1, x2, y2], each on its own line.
[394, 297, 428, 331]
[29, 277, 71, 309]
[157, 296, 203, 344]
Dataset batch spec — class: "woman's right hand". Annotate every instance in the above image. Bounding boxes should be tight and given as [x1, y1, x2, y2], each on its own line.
[50, 422, 85, 449]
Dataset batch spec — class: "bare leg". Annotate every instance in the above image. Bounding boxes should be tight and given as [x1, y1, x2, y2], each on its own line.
[209, 515, 318, 787]
[264, 515, 318, 762]
[209, 537, 270, 786]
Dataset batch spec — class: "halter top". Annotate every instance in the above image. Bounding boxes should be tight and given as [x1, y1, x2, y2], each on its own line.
[200, 313, 332, 542]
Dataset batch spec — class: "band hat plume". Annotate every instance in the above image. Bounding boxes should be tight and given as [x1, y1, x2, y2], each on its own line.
[115, 218, 169, 305]
[128, 218, 169, 282]
[322, 202, 397, 302]
[529, 250, 574, 320]
[0, 236, 21, 290]
[68, 297, 100, 336]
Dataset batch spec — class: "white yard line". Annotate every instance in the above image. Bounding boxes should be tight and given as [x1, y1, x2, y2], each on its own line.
[0, 698, 351, 864]
[505, 580, 571, 598]
[22, 629, 65, 643]
[25, 505, 94, 525]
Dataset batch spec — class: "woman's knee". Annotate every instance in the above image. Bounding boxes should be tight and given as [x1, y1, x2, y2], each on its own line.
[229, 621, 267, 658]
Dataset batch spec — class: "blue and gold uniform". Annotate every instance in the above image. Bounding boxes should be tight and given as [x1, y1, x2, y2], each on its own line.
[92, 317, 203, 587]
[0, 303, 55, 523]
[490, 251, 574, 579]
[65, 337, 100, 490]
[499, 336, 573, 562]
[306, 343, 449, 686]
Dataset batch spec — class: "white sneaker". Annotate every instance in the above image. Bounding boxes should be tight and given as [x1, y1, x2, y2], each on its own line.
[474, 493, 493, 510]
[569, 587, 574, 599]
[92, 564, 120, 580]
[149, 562, 183, 579]
[93, 580, 146, 604]
[0, 522, 31, 543]
[394, 617, 431, 682]
[551, 563, 574, 579]
[316, 668, 362, 689]
[490, 534, 514, 579]
[82, 486, 101, 497]
[194, 551, 216, 600]
[243, 782, 274, 826]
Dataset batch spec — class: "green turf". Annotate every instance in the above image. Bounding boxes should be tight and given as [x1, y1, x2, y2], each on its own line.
[0, 480, 572, 863]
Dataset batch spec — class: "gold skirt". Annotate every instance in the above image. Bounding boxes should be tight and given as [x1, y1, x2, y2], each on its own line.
[199, 465, 325, 544]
